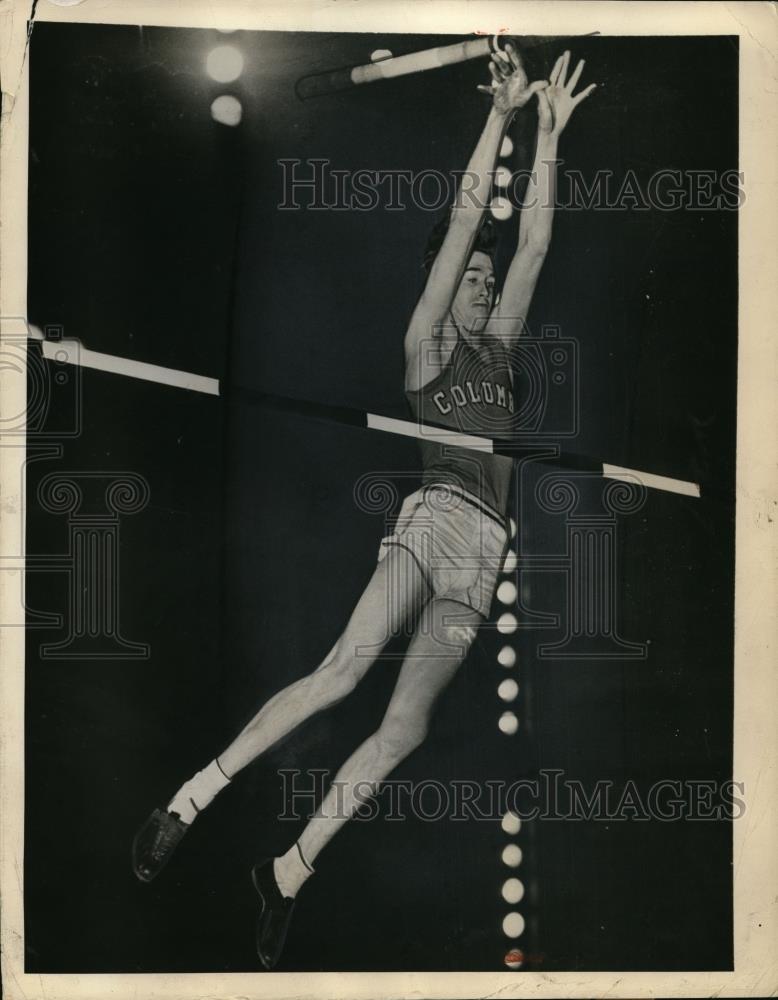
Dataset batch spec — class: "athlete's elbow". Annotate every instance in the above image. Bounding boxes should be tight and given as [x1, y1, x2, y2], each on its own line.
[523, 231, 550, 259]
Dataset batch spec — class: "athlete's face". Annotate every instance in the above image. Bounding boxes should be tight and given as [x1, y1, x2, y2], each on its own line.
[452, 252, 496, 333]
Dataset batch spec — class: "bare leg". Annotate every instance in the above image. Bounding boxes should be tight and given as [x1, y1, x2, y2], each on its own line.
[218, 545, 429, 777]
[251, 601, 479, 968]
[132, 547, 430, 883]
[296, 598, 480, 870]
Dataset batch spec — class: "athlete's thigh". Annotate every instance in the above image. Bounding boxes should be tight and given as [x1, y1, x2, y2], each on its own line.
[384, 598, 482, 718]
[337, 543, 430, 664]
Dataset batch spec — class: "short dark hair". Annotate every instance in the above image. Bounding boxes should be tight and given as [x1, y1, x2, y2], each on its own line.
[422, 213, 498, 273]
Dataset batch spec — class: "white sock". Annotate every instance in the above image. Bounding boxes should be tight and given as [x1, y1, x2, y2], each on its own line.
[167, 758, 232, 825]
[273, 842, 315, 899]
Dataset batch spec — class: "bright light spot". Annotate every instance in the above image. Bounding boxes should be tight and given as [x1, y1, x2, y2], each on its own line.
[500, 136, 514, 158]
[498, 711, 519, 735]
[211, 95, 243, 127]
[370, 49, 393, 62]
[501, 843, 523, 867]
[504, 947, 524, 969]
[497, 612, 518, 635]
[206, 46, 244, 83]
[497, 580, 517, 605]
[509, 517, 517, 539]
[502, 549, 517, 573]
[501, 811, 521, 835]
[494, 165, 512, 188]
[497, 645, 516, 668]
[502, 878, 525, 905]
[498, 678, 519, 702]
[502, 911, 526, 938]
[490, 197, 513, 221]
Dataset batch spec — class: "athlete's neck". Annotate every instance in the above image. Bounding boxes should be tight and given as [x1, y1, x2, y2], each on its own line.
[449, 315, 488, 349]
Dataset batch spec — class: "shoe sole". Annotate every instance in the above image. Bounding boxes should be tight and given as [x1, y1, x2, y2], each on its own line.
[132, 830, 157, 883]
[251, 866, 270, 919]
[131, 809, 186, 883]
[250, 864, 275, 969]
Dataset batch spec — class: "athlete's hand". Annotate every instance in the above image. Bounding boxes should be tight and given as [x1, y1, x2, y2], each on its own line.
[537, 51, 596, 137]
[477, 42, 547, 116]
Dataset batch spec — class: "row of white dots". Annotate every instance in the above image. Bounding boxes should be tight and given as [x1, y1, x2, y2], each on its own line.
[501, 831, 525, 941]
[492, 137, 516, 221]
[206, 46, 245, 126]
[496, 137, 523, 954]
[498, 514, 524, 961]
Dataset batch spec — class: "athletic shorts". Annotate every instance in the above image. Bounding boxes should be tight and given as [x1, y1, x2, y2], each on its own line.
[378, 484, 510, 618]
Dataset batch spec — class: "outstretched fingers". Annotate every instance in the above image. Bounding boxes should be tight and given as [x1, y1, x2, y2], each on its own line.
[555, 50, 571, 87]
[549, 53, 564, 87]
[573, 82, 597, 105]
[504, 42, 523, 72]
[492, 49, 513, 77]
[488, 60, 503, 86]
[566, 58, 585, 93]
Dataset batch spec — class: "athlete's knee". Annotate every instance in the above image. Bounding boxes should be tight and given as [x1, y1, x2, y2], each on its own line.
[310, 640, 359, 702]
[447, 621, 478, 647]
[434, 607, 479, 652]
[376, 712, 429, 763]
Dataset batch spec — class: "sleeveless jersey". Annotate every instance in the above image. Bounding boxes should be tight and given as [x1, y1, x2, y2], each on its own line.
[405, 336, 514, 516]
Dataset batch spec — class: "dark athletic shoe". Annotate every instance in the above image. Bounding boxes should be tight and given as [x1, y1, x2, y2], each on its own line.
[132, 808, 190, 882]
[251, 858, 296, 970]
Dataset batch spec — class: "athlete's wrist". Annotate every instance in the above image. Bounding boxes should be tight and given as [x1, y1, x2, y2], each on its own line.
[536, 130, 559, 154]
[488, 105, 515, 128]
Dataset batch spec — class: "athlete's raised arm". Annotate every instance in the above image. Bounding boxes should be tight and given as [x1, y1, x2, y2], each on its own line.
[405, 43, 546, 390]
[487, 50, 596, 344]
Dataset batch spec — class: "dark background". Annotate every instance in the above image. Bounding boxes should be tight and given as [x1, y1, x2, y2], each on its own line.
[26, 24, 736, 972]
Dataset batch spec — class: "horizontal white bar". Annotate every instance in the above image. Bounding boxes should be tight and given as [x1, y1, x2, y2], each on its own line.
[23, 328, 700, 498]
[351, 37, 492, 85]
[367, 412, 494, 452]
[603, 463, 700, 498]
[35, 335, 220, 396]
[370, 413, 700, 498]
